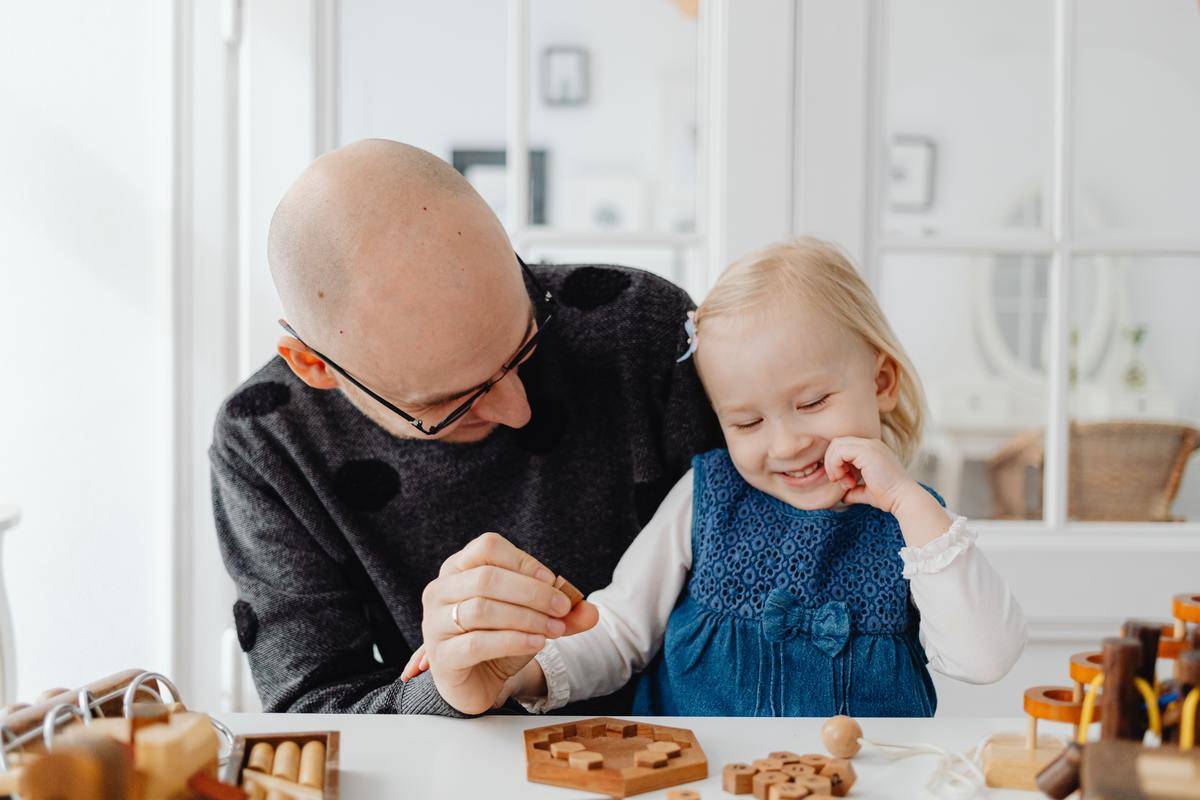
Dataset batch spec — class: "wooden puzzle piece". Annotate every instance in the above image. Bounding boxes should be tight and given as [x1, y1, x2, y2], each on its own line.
[554, 575, 584, 607]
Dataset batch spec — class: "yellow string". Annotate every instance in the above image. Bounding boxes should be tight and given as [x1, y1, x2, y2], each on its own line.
[1182, 688, 1199, 752]
[1077, 673, 1105, 744]
[1132, 677, 1161, 740]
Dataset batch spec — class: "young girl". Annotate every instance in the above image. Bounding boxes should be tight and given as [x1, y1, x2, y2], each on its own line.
[413, 238, 1027, 716]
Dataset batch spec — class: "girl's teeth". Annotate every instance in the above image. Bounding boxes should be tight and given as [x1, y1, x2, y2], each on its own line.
[785, 461, 822, 479]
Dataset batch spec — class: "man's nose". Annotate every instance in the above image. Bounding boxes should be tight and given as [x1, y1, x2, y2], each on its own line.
[470, 370, 532, 429]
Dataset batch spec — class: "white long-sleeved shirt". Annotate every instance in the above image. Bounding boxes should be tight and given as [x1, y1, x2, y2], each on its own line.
[524, 470, 1027, 712]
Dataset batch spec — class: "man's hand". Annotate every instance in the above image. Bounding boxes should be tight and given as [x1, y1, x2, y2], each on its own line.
[417, 532, 597, 714]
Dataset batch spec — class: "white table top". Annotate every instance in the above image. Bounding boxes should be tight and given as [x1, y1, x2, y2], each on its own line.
[218, 713, 1047, 799]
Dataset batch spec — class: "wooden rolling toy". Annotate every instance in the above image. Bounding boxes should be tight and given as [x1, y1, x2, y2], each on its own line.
[524, 717, 707, 797]
[967, 591, 1200, 798]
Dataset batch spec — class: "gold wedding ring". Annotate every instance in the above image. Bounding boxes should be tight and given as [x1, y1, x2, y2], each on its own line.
[451, 602, 468, 634]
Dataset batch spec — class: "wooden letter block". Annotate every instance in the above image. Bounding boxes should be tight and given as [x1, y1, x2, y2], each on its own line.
[723, 763, 757, 794]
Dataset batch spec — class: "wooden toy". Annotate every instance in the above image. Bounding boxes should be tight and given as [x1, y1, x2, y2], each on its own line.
[666, 791, 700, 800]
[721, 740, 856, 797]
[17, 733, 134, 800]
[553, 575, 585, 607]
[1030, 592, 1200, 798]
[222, 731, 340, 800]
[524, 717, 707, 797]
[751, 770, 789, 800]
[820, 716, 862, 759]
[818, 757, 856, 796]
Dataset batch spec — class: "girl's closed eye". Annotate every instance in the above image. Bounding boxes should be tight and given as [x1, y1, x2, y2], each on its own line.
[731, 418, 762, 431]
[797, 395, 830, 411]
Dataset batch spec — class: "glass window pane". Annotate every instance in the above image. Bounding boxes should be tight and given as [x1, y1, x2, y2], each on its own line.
[528, 0, 700, 232]
[1074, 1, 1200, 238]
[879, 253, 1051, 520]
[883, 0, 1053, 238]
[1068, 257, 1200, 521]
[338, 1, 509, 218]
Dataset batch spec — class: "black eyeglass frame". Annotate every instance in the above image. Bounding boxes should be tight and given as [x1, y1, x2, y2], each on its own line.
[279, 254, 555, 436]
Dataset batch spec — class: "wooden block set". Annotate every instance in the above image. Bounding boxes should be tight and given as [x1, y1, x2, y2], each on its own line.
[524, 717, 707, 797]
[720, 718, 862, 800]
[221, 731, 339, 800]
[0, 668, 338, 800]
[980, 591, 1200, 797]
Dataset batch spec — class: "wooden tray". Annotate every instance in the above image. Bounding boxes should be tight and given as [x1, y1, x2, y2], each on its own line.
[221, 730, 340, 799]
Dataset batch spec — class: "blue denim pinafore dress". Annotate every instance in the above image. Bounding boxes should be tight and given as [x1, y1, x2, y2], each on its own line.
[632, 449, 939, 717]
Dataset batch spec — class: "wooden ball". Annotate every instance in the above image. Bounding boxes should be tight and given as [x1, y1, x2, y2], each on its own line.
[821, 715, 863, 758]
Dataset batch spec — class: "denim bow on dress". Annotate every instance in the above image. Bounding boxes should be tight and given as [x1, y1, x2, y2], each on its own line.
[761, 589, 851, 658]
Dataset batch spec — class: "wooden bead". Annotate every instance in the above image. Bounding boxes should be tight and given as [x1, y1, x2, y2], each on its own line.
[298, 741, 325, 788]
[820, 715, 862, 759]
[550, 741, 585, 760]
[752, 770, 790, 800]
[569, 751, 604, 770]
[768, 750, 803, 764]
[753, 758, 787, 773]
[818, 758, 856, 797]
[793, 774, 834, 795]
[648, 740, 683, 758]
[723, 762, 757, 794]
[782, 763, 817, 778]
[770, 785, 812, 800]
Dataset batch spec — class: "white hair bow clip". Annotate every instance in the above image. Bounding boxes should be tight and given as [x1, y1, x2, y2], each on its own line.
[676, 310, 699, 363]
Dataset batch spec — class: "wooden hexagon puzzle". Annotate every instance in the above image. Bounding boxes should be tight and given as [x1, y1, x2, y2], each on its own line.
[524, 717, 707, 797]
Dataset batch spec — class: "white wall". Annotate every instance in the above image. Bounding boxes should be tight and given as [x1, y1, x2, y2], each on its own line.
[0, 1, 174, 699]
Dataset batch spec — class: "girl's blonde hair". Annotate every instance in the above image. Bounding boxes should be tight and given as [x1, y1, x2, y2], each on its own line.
[695, 237, 926, 465]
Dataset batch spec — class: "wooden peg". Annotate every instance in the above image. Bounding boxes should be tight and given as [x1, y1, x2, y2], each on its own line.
[268, 740, 301, 800]
[299, 740, 326, 788]
[723, 762, 756, 794]
[1100, 637, 1143, 741]
[241, 769, 323, 800]
[243, 742, 274, 800]
[1034, 741, 1083, 799]
[1178, 651, 1200, 747]
[1121, 620, 1163, 739]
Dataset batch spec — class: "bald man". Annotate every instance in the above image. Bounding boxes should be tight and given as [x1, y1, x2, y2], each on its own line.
[210, 140, 720, 717]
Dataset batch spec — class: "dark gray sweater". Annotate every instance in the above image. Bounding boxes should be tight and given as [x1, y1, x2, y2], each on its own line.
[210, 264, 722, 716]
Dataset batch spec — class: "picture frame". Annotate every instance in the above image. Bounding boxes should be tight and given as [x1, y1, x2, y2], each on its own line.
[541, 46, 590, 107]
[888, 135, 937, 212]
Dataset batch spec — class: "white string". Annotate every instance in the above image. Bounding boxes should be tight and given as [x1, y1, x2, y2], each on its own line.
[856, 733, 1069, 799]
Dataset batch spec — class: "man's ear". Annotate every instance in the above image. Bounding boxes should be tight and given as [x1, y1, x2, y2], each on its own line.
[875, 351, 901, 414]
[278, 335, 339, 390]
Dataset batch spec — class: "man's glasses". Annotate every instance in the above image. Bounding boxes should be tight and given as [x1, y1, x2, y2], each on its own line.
[279, 254, 555, 436]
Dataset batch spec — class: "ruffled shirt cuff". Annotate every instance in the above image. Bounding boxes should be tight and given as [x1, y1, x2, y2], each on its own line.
[898, 515, 975, 578]
[517, 642, 571, 714]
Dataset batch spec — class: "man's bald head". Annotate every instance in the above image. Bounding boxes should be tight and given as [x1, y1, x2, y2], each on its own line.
[268, 139, 512, 352]
[268, 139, 535, 442]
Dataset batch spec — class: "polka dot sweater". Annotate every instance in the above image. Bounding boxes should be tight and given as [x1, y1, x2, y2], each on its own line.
[209, 264, 722, 716]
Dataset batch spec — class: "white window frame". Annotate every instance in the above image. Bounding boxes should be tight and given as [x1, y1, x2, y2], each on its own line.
[501, 0, 712, 298]
[863, 0, 1200, 542]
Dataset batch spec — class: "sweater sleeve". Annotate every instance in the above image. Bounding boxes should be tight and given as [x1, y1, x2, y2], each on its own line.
[901, 512, 1028, 684]
[526, 471, 695, 711]
[210, 441, 468, 717]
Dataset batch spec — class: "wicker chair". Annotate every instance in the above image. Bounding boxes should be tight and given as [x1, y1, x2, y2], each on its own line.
[987, 421, 1200, 521]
